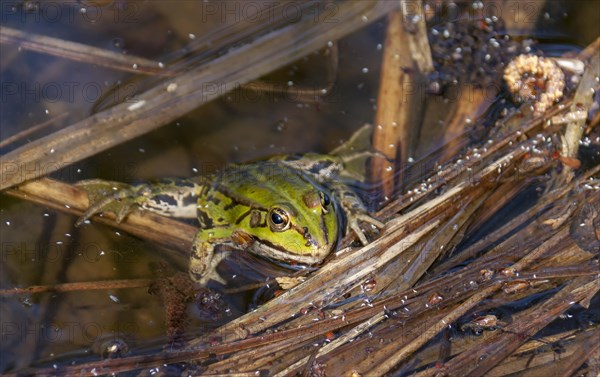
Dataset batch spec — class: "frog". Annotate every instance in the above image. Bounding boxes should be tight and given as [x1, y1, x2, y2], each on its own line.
[76, 125, 384, 283]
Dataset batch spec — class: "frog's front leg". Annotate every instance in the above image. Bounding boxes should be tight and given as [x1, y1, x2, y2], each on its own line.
[189, 227, 254, 283]
[329, 182, 384, 245]
[76, 178, 206, 226]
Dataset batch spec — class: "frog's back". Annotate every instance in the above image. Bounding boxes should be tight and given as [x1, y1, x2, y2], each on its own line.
[215, 161, 322, 208]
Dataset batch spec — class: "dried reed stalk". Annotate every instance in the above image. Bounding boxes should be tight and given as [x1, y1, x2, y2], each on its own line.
[371, 0, 433, 197]
[0, 26, 169, 76]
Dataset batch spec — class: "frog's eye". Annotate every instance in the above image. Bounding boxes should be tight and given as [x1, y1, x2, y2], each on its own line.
[268, 207, 291, 231]
[319, 191, 331, 211]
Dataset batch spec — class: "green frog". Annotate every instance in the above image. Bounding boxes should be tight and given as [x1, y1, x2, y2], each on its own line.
[76, 126, 384, 283]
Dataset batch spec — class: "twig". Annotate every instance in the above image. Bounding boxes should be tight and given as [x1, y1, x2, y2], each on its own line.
[0, 112, 69, 149]
[371, 0, 432, 197]
[559, 53, 600, 181]
[365, 219, 578, 375]
[441, 89, 494, 162]
[463, 277, 600, 377]
[0, 279, 152, 296]
[545, 327, 600, 377]
[0, 26, 170, 76]
[242, 42, 339, 104]
[367, 283, 502, 375]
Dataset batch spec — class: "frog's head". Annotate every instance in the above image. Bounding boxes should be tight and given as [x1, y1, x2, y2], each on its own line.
[245, 188, 340, 265]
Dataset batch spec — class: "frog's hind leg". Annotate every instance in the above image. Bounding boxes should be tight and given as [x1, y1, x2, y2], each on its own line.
[76, 180, 138, 226]
[329, 123, 394, 182]
[329, 182, 384, 245]
[137, 178, 206, 219]
[76, 178, 206, 226]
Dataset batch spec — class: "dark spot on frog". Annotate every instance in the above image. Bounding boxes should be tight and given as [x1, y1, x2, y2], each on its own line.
[308, 161, 333, 175]
[249, 210, 265, 228]
[183, 193, 198, 206]
[197, 210, 214, 228]
[223, 195, 241, 211]
[153, 194, 177, 206]
[305, 239, 317, 247]
[235, 209, 251, 225]
[207, 195, 220, 205]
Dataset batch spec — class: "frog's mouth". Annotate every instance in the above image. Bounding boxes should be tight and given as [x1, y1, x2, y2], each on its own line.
[249, 239, 331, 265]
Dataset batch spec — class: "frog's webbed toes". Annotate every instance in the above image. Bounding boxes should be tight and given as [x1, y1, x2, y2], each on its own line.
[189, 233, 217, 284]
[113, 200, 138, 223]
[356, 213, 385, 229]
[76, 197, 114, 226]
[75, 180, 140, 226]
[349, 220, 369, 245]
[347, 212, 384, 246]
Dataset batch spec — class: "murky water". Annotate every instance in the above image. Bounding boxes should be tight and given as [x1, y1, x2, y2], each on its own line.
[0, 0, 597, 374]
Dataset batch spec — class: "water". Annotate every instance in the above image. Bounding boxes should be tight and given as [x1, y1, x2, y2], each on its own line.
[0, 0, 596, 373]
